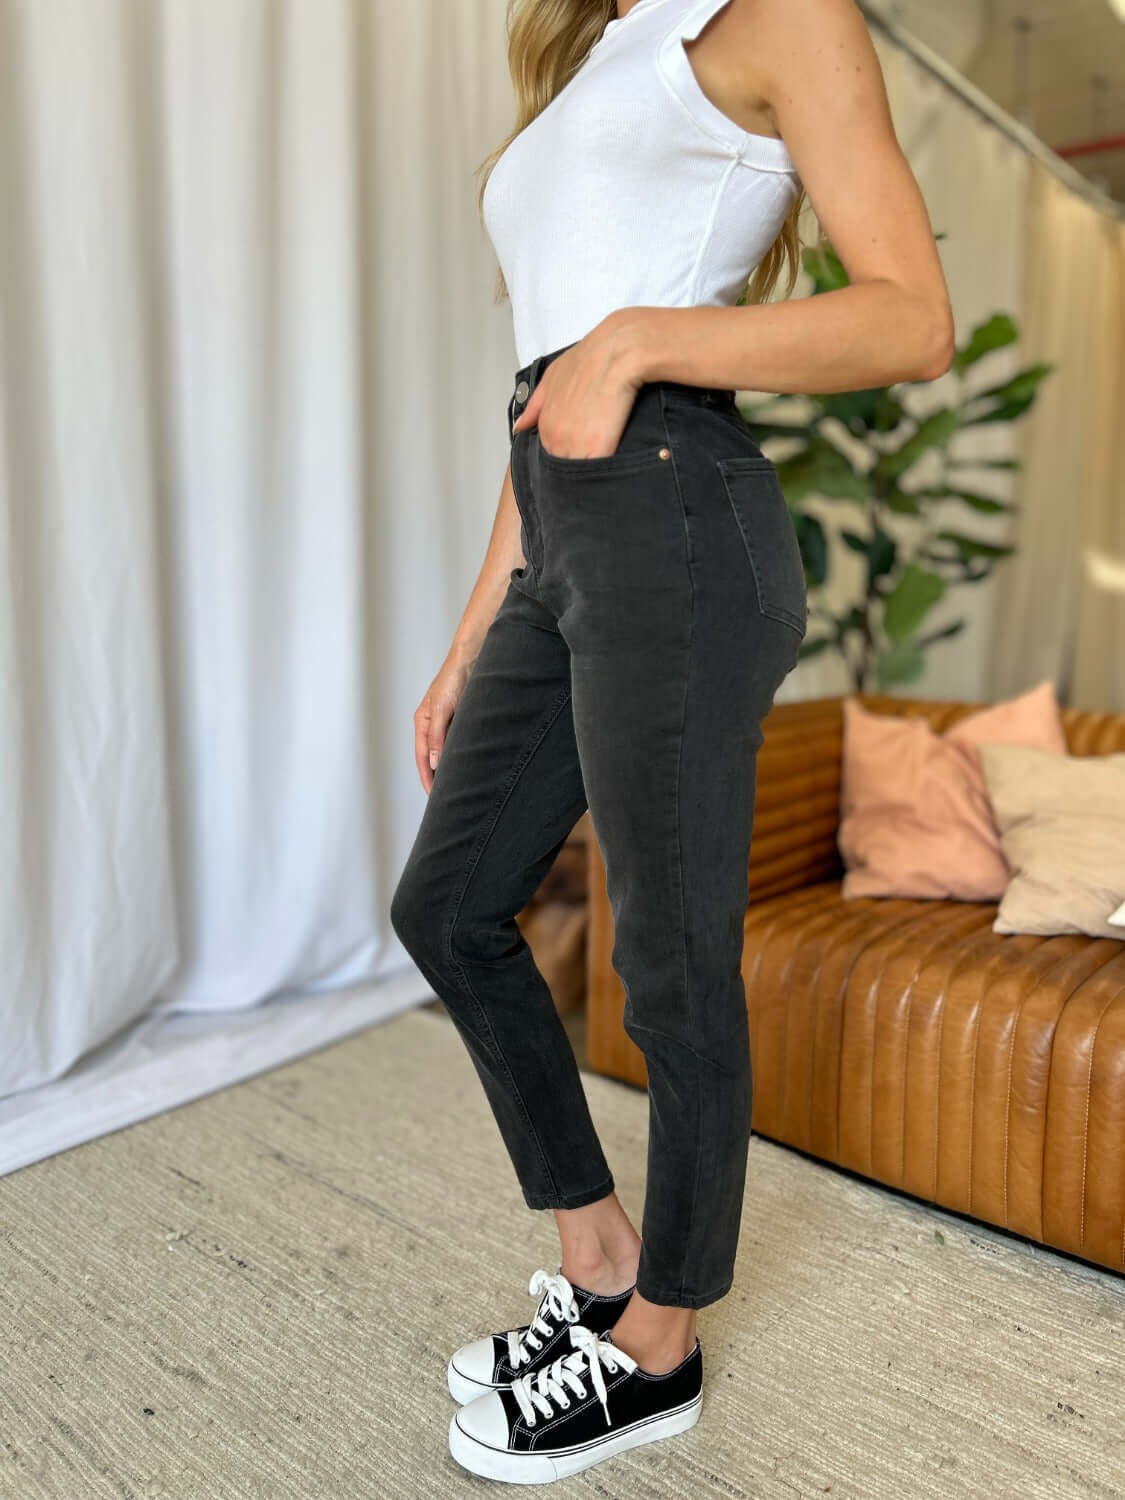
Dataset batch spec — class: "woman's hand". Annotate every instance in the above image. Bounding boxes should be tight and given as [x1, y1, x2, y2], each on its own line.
[511, 323, 645, 460]
[413, 648, 475, 793]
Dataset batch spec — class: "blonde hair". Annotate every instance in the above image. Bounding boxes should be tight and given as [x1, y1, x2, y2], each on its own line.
[475, 0, 806, 309]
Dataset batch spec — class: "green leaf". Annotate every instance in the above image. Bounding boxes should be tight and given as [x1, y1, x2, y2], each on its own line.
[843, 527, 898, 590]
[794, 511, 828, 586]
[946, 457, 1021, 471]
[958, 364, 1052, 428]
[817, 388, 903, 435]
[951, 313, 1018, 376]
[873, 407, 960, 482]
[958, 395, 1038, 427]
[917, 548, 968, 569]
[875, 640, 927, 687]
[883, 487, 925, 516]
[839, 605, 867, 635]
[963, 362, 1053, 409]
[943, 488, 1015, 515]
[868, 527, 897, 583]
[881, 563, 946, 641]
[774, 438, 871, 504]
[797, 636, 833, 660]
[871, 390, 907, 434]
[907, 486, 1015, 514]
[802, 240, 849, 293]
[934, 529, 1015, 561]
[915, 619, 967, 648]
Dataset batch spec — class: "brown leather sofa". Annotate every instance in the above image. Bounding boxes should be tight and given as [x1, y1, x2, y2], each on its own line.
[585, 692, 1125, 1278]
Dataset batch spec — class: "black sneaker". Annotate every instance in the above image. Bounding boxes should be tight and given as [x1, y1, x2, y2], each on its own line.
[446, 1267, 635, 1405]
[448, 1324, 703, 1483]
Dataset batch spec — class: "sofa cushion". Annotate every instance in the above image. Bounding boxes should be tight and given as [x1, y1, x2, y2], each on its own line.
[978, 741, 1125, 940]
[838, 680, 1068, 902]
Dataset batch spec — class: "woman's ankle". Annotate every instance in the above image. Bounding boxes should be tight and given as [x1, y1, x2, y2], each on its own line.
[559, 1238, 641, 1297]
[553, 1196, 642, 1295]
[608, 1295, 697, 1372]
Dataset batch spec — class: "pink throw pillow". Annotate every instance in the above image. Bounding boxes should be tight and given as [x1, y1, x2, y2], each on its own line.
[838, 680, 1068, 901]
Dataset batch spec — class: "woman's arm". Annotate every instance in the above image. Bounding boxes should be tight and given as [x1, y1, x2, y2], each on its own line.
[448, 460, 526, 667]
[603, 0, 955, 395]
[411, 462, 524, 791]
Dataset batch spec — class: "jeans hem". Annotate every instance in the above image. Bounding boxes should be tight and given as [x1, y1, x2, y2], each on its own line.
[522, 1176, 616, 1212]
[634, 1277, 733, 1310]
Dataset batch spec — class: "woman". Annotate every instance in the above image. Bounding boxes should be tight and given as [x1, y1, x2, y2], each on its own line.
[391, 0, 953, 1482]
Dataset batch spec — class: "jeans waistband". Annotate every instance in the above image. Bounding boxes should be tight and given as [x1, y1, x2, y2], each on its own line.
[511, 340, 738, 416]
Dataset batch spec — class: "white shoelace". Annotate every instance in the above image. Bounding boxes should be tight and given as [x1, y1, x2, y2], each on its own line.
[511, 1324, 638, 1430]
[506, 1269, 581, 1370]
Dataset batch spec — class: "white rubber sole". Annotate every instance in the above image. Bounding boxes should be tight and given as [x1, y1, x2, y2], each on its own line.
[448, 1392, 703, 1483]
[446, 1357, 496, 1406]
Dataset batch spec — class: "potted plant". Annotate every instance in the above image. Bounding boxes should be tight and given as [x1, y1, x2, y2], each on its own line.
[739, 240, 1053, 690]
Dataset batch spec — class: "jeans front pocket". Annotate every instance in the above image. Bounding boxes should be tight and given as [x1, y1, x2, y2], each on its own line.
[716, 456, 807, 637]
[534, 431, 673, 478]
[532, 384, 673, 479]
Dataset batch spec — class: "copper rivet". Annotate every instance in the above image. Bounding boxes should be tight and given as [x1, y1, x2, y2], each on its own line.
[658, 446, 671, 460]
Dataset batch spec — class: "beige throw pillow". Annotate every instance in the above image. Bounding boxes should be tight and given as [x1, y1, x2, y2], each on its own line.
[978, 742, 1125, 940]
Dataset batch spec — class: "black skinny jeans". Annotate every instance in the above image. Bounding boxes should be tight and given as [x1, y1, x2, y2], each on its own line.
[390, 340, 807, 1308]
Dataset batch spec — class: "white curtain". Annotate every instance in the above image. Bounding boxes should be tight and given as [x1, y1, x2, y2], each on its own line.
[4, 2, 1121, 1163]
[0, 0, 517, 1146]
[991, 164, 1125, 713]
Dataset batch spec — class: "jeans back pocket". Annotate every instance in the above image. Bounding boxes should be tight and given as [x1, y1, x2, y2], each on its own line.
[716, 457, 808, 637]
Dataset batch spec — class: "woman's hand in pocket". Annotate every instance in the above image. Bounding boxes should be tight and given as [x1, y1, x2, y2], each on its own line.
[414, 651, 474, 793]
[512, 320, 643, 461]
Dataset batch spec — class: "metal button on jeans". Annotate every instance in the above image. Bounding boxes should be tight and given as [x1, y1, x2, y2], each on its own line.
[514, 379, 530, 403]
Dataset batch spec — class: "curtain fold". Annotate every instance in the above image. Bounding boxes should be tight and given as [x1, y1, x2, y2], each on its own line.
[0, 0, 181, 1089]
[0, 0, 517, 1099]
[1, 1, 1122, 1116]
[991, 164, 1125, 714]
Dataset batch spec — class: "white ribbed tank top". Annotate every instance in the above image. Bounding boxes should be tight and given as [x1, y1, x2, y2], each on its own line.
[483, 0, 801, 368]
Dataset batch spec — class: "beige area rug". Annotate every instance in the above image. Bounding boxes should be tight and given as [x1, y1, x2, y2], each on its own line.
[1, 1002, 1123, 1500]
